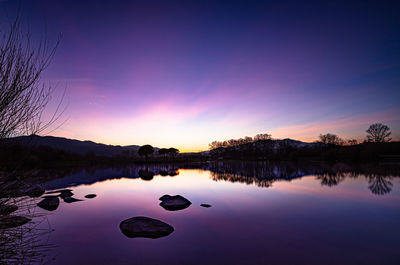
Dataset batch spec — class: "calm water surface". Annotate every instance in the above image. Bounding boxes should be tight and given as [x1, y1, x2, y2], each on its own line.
[29, 162, 400, 264]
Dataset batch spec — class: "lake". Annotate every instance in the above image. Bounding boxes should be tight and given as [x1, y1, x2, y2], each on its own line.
[8, 162, 400, 265]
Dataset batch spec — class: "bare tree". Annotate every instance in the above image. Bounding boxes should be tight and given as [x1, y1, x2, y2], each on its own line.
[366, 123, 391, 143]
[254, 133, 272, 141]
[209, 133, 273, 150]
[318, 133, 344, 145]
[0, 16, 62, 139]
[347, 139, 358, 145]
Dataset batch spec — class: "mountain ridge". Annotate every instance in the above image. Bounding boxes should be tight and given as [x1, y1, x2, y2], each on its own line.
[2, 135, 142, 157]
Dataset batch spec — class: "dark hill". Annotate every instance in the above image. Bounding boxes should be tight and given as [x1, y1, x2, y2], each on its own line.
[2, 135, 140, 157]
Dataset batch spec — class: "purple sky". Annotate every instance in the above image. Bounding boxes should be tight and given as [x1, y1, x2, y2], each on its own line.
[1, 0, 399, 151]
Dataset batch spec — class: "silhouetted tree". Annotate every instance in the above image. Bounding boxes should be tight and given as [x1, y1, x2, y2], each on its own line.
[0, 16, 62, 139]
[168, 147, 179, 156]
[158, 148, 168, 156]
[138, 145, 154, 160]
[366, 123, 391, 142]
[254, 133, 272, 141]
[318, 133, 344, 145]
[347, 139, 358, 145]
[209, 132, 272, 150]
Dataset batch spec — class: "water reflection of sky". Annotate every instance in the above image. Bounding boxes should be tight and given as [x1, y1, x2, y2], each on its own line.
[36, 166, 400, 265]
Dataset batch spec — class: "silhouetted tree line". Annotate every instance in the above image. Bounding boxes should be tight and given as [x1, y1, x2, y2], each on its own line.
[317, 123, 392, 145]
[0, 141, 205, 171]
[136, 145, 188, 163]
[209, 123, 398, 162]
[209, 133, 271, 149]
[158, 147, 179, 156]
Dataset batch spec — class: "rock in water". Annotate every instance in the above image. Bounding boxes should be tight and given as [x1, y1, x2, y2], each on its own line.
[63, 197, 82, 203]
[200, 204, 212, 208]
[85, 194, 96, 199]
[159, 194, 191, 211]
[159, 194, 172, 201]
[120, 216, 174, 239]
[37, 196, 59, 211]
[59, 190, 74, 199]
[0, 216, 31, 229]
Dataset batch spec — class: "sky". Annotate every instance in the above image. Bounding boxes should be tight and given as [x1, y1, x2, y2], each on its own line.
[1, 0, 399, 151]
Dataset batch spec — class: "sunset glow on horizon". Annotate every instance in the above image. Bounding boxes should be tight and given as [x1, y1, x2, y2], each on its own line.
[2, 0, 399, 151]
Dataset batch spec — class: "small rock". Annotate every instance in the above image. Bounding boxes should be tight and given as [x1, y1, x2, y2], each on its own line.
[63, 197, 82, 203]
[119, 216, 174, 239]
[159, 194, 191, 211]
[85, 194, 96, 199]
[0, 215, 31, 229]
[200, 204, 212, 208]
[37, 196, 59, 211]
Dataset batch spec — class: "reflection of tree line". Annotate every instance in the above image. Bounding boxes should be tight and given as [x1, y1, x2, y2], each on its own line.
[13, 162, 398, 196]
[206, 161, 399, 195]
[28, 164, 181, 190]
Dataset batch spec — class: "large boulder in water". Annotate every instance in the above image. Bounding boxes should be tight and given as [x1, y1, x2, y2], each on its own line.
[37, 196, 59, 211]
[159, 194, 191, 211]
[0, 215, 31, 229]
[119, 216, 174, 239]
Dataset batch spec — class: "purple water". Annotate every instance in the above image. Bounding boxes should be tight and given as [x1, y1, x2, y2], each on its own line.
[29, 163, 400, 265]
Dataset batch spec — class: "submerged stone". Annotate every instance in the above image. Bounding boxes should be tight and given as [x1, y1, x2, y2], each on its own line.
[0, 215, 31, 229]
[120, 216, 174, 239]
[85, 194, 96, 199]
[37, 196, 59, 211]
[159, 194, 191, 211]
